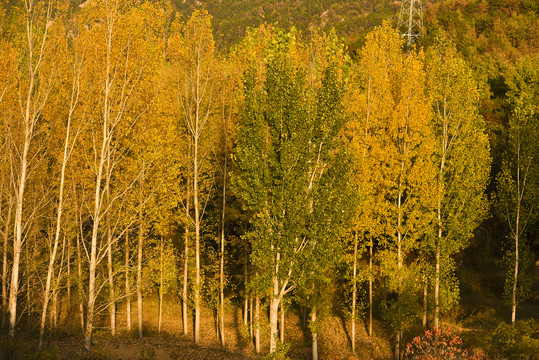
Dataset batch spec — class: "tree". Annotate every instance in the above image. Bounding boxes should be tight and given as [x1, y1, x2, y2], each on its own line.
[425, 35, 491, 329]
[6, 0, 60, 337]
[77, 0, 164, 350]
[496, 54, 538, 324]
[38, 19, 87, 348]
[233, 27, 351, 355]
[348, 23, 437, 359]
[169, 9, 218, 344]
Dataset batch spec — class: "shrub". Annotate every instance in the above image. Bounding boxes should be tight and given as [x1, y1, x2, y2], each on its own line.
[405, 329, 486, 360]
[490, 319, 539, 360]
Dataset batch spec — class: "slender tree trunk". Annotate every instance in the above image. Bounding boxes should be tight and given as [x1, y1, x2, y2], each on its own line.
[9, 118, 30, 338]
[158, 236, 163, 333]
[395, 172, 404, 360]
[423, 276, 428, 328]
[280, 301, 285, 343]
[76, 230, 84, 332]
[269, 275, 281, 353]
[369, 243, 373, 337]
[243, 262, 248, 327]
[183, 190, 189, 335]
[512, 160, 521, 324]
[249, 297, 253, 339]
[137, 171, 144, 339]
[434, 240, 440, 330]
[243, 294, 248, 327]
[311, 307, 318, 360]
[67, 236, 71, 315]
[249, 297, 254, 339]
[395, 331, 401, 360]
[51, 290, 58, 329]
[219, 160, 227, 347]
[125, 231, 131, 331]
[2, 198, 12, 329]
[106, 187, 116, 336]
[255, 295, 260, 354]
[193, 132, 201, 344]
[351, 232, 358, 352]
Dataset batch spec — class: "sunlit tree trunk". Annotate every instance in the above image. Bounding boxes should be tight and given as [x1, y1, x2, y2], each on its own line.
[311, 307, 318, 360]
[369, 243, 373, 337]
[351, 232, 358, 351]
[125, 231, 131, 331]
[255, 295, 260, 354]
[183, 189, 190, 335]
[137, 166, 145, 339]
[158, 236, 164, 333]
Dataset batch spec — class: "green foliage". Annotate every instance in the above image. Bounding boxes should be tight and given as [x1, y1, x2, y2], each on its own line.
[495, 53, 539, 313]
[233, 26, 352, 297]
[490, 319, 539, 360]
[264, 342, 290, 360]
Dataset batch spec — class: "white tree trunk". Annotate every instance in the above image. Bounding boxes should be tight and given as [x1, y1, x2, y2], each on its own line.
[125, 231, 131, 331]
[369, 243, 373, 337]
[158, 237, 163, 333]
[351, 232, 358, 351]
[311, 307, 318, 360]
[255, 295, 260, 354]
[183, 190, 189, 335]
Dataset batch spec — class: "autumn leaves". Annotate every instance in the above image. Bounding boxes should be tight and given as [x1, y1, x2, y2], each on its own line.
[0, 0, 494, 358]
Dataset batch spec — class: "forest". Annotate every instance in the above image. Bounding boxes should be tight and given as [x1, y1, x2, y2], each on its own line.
[0, 0, 538, 359]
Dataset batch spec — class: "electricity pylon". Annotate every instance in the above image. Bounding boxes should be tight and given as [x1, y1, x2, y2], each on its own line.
[397, 0, 424, 47]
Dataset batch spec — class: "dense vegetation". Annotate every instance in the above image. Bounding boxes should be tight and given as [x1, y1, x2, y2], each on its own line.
[0, 0, 537, 359]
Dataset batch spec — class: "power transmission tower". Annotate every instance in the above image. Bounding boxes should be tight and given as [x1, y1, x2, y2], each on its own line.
[397, 0, 424, 47]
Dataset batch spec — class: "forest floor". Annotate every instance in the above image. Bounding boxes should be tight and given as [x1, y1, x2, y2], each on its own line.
[2, 229, 538, 360]
[33, 299, 393, 360]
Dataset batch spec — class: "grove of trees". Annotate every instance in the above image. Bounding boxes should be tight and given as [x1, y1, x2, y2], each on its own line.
[0, 0, 537, 359]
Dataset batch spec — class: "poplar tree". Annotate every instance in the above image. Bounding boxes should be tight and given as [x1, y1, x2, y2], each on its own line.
[496, 54, 539, 324]
[350, 23, 437, 359]
[425, 36, 491, 329]
[233, 27, 350, 355]
[6, 0, 60, 337]
[169, 9, 217, 344]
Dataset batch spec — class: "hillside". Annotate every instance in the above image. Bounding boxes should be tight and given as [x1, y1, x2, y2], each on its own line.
[172, 0, 399, 52]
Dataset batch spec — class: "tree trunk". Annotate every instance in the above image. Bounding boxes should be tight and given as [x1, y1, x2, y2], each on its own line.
[1, 198, 11, 329]
[395, 331, 401, 360]
[311, 307, 318, 360]
[395, 174, 404, 360]
[194, 133, 201, 344]
[269, 276, 281, 353]
[137, 185, 144, 339]
[369, 243, 373, 337]
[352, 232, 358, 351]
[125, 231, 131, 331]
[106, 197, 116, 336]
[76, 231, 84, 332]
[512, 182, 521, 324]
[67, 236, 71, 315]
[183, 189, 190, 335]
[243, 295, 248, 327]
[434, 241, 440, 330]
[219, 175, 226, 346]
[423, 276, 428, 328]
[158, 237, 163, 333]
[280, 301, 285, 343]
[255, 295, 260, 354]
[8, 120, 30, 338]
[249, 297, 253, 339]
